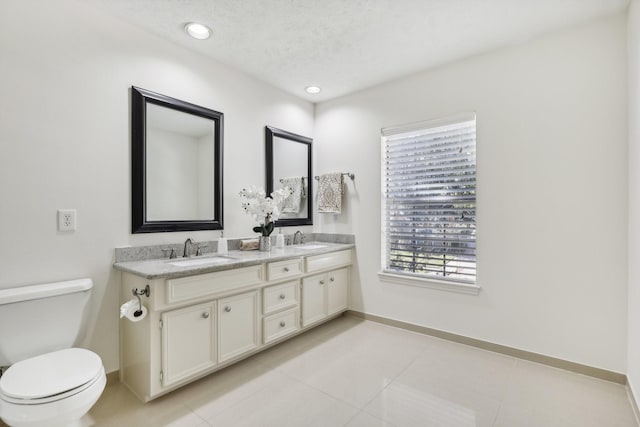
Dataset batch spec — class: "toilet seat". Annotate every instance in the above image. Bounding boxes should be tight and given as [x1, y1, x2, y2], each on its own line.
[0, 348, 103, 404]
[0, 368, 105, 427]
[1, 369, 103, 405]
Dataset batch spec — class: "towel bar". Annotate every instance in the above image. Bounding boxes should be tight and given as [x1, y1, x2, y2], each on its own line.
[314, 173, 355, 181]
[279, 177, 308, 183]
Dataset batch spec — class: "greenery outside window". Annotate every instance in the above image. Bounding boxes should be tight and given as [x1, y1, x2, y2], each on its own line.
[381, 113, 477, 288]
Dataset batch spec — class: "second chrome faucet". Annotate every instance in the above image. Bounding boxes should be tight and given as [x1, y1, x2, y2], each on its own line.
[293, 231, 305, 245]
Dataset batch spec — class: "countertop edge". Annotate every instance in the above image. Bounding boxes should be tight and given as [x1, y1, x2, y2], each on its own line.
[113, 242, 355, 280]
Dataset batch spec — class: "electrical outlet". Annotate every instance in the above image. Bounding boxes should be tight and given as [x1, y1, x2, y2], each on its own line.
[57, 209, 77, 232]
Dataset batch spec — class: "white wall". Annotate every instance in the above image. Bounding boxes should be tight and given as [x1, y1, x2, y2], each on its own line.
[315, 15, 628, 372]
[628, 0, 640, 404]
[0, 0, 314, 372]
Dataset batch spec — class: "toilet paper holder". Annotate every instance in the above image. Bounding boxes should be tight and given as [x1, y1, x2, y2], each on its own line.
[131, 285, 150, 317]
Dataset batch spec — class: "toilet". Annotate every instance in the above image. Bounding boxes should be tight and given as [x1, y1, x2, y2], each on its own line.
[0, 279, 106, 427]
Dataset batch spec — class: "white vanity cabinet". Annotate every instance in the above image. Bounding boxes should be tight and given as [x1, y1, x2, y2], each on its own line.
[118, 245, 352, 402]
[301, 273, 326, 326]
[161, 301, 216, 387]
[301, 250, 351, 327]
[301, 267, 349, 327]
[218, 290, 260, 363]
[327, 267, 349, 316]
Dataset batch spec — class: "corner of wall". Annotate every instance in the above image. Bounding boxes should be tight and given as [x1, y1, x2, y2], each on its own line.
[628, 0, 640, 411]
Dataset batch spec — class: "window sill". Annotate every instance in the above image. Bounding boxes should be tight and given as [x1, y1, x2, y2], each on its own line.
[378, 272, 481, 295]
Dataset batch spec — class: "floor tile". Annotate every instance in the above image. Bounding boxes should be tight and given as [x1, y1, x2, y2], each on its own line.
[397, 338, 516, 402]
[170, 357, 285, 421]
[364, 380, 500, 427]
[500, 359, 637, 427]
[255, 318, 430, 408]
[345, 411, 399, 427]
[204, 374, 359, 426]
[287, 350, 395, 408]
[89, 380, 206, 426]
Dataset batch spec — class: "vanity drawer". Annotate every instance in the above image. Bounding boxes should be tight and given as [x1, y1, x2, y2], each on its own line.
[267, 258, 302, 281]
[305, 249, 352, 273]
[263, 280, 299, 315]
[263, 308, 300, 344]
[166, 265, 264, 305]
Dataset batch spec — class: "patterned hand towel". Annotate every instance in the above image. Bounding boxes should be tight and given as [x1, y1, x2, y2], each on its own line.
[317, 172, 343, 214]
[281, 177, 304, 213]
[240, 238, 259, 250]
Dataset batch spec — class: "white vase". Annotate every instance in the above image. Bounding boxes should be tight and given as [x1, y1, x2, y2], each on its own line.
[259, 236, 272, 251]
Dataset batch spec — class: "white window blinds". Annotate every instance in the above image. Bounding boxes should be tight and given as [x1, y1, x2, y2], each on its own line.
[382, 113, 476, 284]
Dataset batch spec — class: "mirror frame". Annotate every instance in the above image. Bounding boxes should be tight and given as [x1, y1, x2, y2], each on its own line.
[265, 126, 312, 227]
[131, 86, 224, 233]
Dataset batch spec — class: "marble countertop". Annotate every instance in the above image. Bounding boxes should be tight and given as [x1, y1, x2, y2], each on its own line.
[113, 241, 354, 280]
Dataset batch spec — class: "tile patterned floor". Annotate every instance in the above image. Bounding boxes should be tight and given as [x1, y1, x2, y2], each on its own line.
[2, 316, 637, 426]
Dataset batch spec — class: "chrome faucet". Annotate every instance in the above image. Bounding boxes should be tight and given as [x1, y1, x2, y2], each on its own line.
[293, 231, 304, 245]
[183, 238, 195, 258]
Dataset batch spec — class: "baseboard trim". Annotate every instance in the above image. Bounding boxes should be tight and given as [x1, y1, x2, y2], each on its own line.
[346, 310, 626, 385]
[627, 381, 640, 425]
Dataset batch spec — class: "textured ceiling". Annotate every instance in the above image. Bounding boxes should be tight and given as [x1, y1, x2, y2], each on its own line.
[85, 0, 628, 103]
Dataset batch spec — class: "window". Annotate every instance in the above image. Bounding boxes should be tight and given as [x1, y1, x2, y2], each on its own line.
[381, 113, 477, 288]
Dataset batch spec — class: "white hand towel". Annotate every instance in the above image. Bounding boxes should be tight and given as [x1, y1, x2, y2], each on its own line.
[317, 172, 343, 214]
[281, 177, 304, 213]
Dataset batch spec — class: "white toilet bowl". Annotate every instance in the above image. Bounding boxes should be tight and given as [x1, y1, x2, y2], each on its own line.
[0, 348, 106, 427]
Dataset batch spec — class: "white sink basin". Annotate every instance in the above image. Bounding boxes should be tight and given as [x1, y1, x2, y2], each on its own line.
[169, 256, 234, 267]
[296, 244, 329, 250]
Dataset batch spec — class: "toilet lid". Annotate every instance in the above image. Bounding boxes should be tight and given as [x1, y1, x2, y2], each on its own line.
[0, 348, 103, 400]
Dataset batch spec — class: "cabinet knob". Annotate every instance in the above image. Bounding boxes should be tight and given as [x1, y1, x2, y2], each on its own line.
[279, 293, 286, 300]
[283, 267, 289, 272]
[330, 277, 335, 282]
[202, 312, 210, 319]
[319, 280, 325, 285]
[279, 321, 286, 327]
[224, 306, 231, 312]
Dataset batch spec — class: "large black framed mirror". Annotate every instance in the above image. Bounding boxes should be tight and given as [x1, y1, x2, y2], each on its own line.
[131, 86, 223, 233]
[265, 126, 312, 226]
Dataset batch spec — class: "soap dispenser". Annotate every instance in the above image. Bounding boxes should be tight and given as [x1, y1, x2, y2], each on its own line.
[276, 229, 285, 249]
[218, 231, 228, 254]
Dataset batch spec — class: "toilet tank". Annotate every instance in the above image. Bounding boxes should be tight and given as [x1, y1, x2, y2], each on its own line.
[0, 278, 93, 366]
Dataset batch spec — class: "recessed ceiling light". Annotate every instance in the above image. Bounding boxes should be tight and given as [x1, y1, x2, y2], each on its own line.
[184, 22, 211, 40]
[305, 86, 321, 94]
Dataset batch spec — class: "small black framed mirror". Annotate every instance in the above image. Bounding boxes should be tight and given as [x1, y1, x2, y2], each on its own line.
[131, 86, 223, 233]
[265, 126, 312, 227]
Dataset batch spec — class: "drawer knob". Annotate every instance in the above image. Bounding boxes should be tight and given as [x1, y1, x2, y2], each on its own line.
[279, 293, 286, 300]
[202, 312, 210, 319]
[280, 321, 286, 327]
[283, 267, 289, 272]
[319, 280, 325, 285]
[330, 277, 335, 282]
[224, 306, 231, 313]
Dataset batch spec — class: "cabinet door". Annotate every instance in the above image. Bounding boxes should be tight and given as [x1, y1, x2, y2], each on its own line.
[327, 268, 349, 316]
[302, 273, 326, 327]
[161, 301, 216, 387]
[218, 291, 260, 363]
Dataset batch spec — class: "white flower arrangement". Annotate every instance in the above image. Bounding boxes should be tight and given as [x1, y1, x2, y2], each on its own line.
[239, 185, 292, 236]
